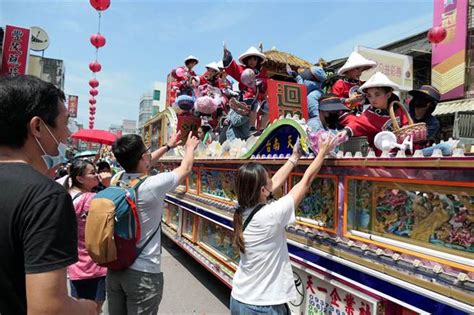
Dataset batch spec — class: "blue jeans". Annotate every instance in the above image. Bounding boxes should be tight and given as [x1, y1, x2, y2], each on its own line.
[230, 296, 290, 315]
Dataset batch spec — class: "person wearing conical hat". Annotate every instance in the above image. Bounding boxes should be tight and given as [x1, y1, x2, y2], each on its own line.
[222, 45, 268, 133]
[336, 72, 410, 151]
[408, 85, 441, 143]
[332, 51, 377, 125]
[171, 55, 201, 97]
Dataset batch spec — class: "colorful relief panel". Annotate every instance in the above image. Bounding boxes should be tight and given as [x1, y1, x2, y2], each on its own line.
[292, 175, 336, 229]
[200, 169, 237, 201]
[188, 169, 198, 192]
[199, 219, 239, 263]
[347, 179, 474, 256]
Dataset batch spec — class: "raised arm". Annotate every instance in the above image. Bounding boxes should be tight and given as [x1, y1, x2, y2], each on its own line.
[270, 139, 302, 191]
[288, 137, 334, 207]
[151, 130, 182, 163]
[172, 131, 200, 184]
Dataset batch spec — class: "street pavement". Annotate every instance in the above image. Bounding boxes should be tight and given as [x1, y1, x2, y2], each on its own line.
[101, 235, 231, 314]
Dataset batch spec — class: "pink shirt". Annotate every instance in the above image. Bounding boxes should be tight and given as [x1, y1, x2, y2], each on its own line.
[67, 191, 107, 280]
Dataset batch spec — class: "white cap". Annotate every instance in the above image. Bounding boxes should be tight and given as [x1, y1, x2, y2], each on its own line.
[184, 55, 199, 65]
[337, 51, 377, 76]
[205, 62, 220, 72]
[238, 46, 266, 64]
[359, 71, 399, 92]
[217, 60, 224, 69]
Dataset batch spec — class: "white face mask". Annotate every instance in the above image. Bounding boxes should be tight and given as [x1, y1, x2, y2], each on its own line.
[34, 122, 69, 169]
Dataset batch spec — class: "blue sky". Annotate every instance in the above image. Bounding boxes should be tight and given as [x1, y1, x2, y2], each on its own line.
[1, 0, 433, 129]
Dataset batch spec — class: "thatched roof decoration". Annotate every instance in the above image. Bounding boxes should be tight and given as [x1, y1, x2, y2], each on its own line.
[264, 48, 312, 69]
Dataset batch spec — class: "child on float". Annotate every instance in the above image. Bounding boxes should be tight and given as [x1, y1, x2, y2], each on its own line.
[316, 94, 351, 133]
[331, 51, 377, 125]
[197, 124, 213, 146]
[172, 55, 200, 97]
[230, 137, 334, 314]
[286, 64, 327, 132]
[223, 46, 268, 133]
[408, 85, 441, 145]
[335, 72, 409, 151]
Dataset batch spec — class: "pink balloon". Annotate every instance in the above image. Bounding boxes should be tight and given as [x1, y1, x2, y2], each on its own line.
[175, 67, 186, 78]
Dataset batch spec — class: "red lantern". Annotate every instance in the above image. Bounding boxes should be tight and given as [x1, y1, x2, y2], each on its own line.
[90, 104, 96, 110]
[428, 26, 447, 44]
[89, 88, 99, 96]
[90, 0, 110, 11]
[89, 61, 102, 73]
[89, 97, 97, 105]
[89, 78, 99, 88]
[90, 33, 106, 48]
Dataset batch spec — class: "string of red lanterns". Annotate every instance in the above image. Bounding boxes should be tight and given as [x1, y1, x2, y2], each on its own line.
[88, 0, 110, 129]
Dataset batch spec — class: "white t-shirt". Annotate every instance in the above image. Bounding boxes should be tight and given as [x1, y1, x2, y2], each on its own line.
[120, 171, 179, 274]
[231, 194, 296, 305]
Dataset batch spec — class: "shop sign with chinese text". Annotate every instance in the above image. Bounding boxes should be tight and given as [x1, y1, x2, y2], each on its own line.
[0, 25, 31, 76]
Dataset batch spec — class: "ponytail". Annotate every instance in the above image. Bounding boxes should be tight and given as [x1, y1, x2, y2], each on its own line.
[232, 206, 246, 254]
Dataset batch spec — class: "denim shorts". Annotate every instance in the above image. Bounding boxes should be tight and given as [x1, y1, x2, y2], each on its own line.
[230, 296, 290, 315]
[70, 276, 106, 301]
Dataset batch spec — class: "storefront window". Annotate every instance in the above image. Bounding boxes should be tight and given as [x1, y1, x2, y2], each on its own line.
[169, 203, 180, 230]
[346, 178, 474, 257]
[182, 210, 195, 239]
[198, 219, 239, 263]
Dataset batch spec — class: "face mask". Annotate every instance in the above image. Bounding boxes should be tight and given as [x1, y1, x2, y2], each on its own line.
[35, 122, 69, 169]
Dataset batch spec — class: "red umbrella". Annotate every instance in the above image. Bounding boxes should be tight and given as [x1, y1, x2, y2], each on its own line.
[71, 129, 118, 145]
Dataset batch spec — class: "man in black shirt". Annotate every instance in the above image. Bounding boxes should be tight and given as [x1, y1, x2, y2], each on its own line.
[0, 76, 96, 315]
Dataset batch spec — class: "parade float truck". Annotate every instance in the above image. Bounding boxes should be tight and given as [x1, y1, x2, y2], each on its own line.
[146, 79, 473, 315]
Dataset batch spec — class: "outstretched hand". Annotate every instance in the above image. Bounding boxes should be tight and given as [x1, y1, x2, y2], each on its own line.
[167, 130, 182, 148]
[184, 131, 200, 151]
[292, 137, 303, 159]
[317, 136, 337, 156]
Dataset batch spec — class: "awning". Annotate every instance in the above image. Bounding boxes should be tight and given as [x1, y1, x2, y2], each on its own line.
[432, 98, 474, 116]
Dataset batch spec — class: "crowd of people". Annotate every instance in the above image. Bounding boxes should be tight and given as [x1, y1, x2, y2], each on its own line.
[0, 44, 445, 315]
[170, 47, 442, 153]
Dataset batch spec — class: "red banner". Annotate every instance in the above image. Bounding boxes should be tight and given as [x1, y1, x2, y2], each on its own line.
[0, 25, 30, 76]
[267, 79, 308, 123]
[67, 95, 79, 118]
